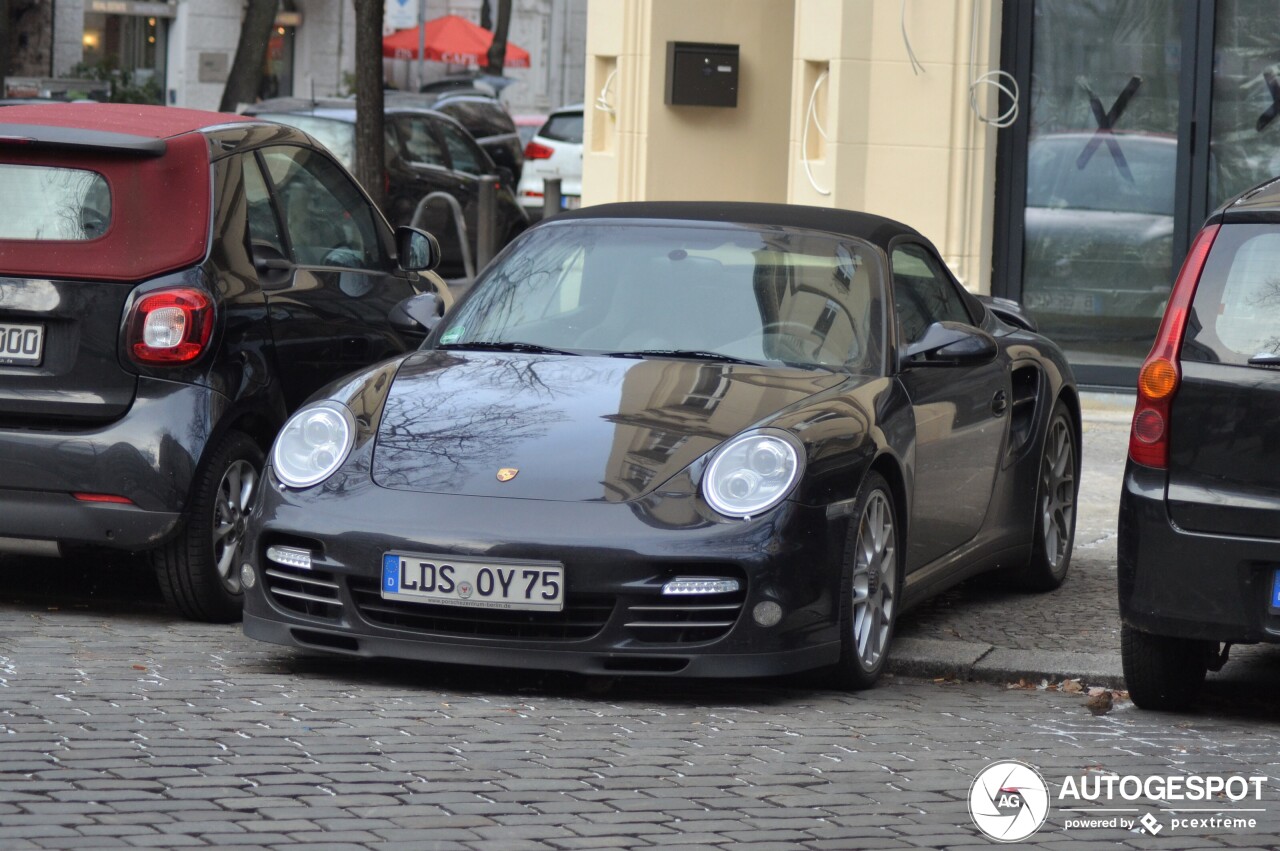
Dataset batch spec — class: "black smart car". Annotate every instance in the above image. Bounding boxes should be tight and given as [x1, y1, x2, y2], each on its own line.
[1120, 177, 1280, 709]
[241, 202, 1080, 688]
[0, 103, 448, 622]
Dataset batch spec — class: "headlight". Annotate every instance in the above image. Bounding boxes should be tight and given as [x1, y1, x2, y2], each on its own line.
[271, 402, 356, 488]
[703, 430, 803, 518]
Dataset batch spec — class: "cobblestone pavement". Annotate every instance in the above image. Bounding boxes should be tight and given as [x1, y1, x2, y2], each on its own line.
[3, 395, 1280, 850]
[2, 558, 1279, 849]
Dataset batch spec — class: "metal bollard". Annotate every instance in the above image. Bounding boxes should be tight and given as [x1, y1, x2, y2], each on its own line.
[476, 175, 498, 272]
[543, 178, 563, 221]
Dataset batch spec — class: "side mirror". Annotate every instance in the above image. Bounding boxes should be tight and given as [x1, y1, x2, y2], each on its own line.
[389, 291, 442, 334]
[396, 226, 441, 272]
[903, 321, 998, 367]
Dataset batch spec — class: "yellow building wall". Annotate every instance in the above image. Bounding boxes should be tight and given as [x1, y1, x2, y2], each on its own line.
[584, 0, 795, 203]
[584, 0, 1004, 293]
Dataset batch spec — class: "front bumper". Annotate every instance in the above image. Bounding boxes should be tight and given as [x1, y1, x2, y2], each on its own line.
[0, 378, 225, 551]
[242, 477, 846, 677]
[1118, 461, 1280, 643]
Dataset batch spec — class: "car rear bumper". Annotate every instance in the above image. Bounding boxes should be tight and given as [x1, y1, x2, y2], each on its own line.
[242, 477, 847, 678]
[0, 377, 226, 550]
[1118, 461, 1280, 643]
[0, 489, 181, 553]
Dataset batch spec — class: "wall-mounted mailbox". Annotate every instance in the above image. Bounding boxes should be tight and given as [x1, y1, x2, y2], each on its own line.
[665, 41, 739, 108]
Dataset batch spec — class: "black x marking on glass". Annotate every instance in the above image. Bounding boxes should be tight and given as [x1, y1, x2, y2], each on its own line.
[1257, 70, 1280, 132]
[1076, 75, 1143, 181]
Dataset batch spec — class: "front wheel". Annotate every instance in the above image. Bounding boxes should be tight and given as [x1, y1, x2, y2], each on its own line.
[151, 430, 263, 623]
[831, 471, 901, 690]
[1121, 624, 1213, 711]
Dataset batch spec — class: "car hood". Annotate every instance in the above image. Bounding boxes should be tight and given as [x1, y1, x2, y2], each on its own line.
[370, 350, 847, 502]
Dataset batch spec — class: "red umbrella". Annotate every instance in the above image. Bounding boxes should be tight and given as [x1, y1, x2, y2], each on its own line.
[382, 14, 530, 69]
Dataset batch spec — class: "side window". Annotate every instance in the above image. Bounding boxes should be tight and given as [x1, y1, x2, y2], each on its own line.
[891, 243, 973, 345]
[242, 156, 286, 256]
[258, 146, 386, 269]
[396, 117, 447, 168]
[436, 120, 483, 176]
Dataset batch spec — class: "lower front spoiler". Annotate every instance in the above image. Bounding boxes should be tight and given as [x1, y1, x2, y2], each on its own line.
[0, 488, 181, 554]
[243, 611, 841, 678]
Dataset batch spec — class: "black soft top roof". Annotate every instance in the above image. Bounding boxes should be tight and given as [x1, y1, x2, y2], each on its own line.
[552, 201, 923, 248]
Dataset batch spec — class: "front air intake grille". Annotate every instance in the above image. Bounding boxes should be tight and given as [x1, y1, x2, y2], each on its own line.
[263, 564, 344, 622]
[624, 581, 746, 644]
[348, 578, 614, 640]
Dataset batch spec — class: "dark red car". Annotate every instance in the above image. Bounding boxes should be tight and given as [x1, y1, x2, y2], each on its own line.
[0, 103, 448, 622]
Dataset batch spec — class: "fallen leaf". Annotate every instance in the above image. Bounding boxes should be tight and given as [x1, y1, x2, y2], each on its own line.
[1061, 678, 1084, 694]
[132, 665, 147, 671]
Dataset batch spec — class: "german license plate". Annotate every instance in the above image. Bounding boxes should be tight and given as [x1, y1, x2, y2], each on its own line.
[0, 321, 43, 366]
[1271, 569, 1280, 612]
[382, 552, 564, 612]
[562, 195, 581, 210]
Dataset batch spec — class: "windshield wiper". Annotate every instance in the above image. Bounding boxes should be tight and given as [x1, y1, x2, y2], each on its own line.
[437, 340, 580, 356]
[605, 349, 765, 366]
[1248, 352, 1280, 368]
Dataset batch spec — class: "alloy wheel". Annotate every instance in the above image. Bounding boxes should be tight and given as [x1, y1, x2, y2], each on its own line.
[1040, 416, 1075, 571]
[212, 459, 258, 594]
[851, 490, 897, 670]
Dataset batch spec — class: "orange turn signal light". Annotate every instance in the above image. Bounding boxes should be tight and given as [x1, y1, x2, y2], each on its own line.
[1138, 358, 1177, 400]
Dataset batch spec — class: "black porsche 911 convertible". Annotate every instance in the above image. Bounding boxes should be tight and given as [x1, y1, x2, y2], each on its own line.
[241, 202, 1080, 689]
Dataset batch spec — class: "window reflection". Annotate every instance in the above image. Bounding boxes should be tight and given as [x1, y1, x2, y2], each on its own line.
[0, 165, 111, 241]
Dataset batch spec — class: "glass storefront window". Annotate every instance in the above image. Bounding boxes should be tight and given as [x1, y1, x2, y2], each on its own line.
[80, 12, 165, 102]
[1209, 0, 1280, 209]
[1020, 0, 1183, 374]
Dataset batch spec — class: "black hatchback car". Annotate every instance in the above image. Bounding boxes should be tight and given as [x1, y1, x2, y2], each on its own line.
[1120, 177, 1280, 709]
[248, 99, 528, 279]
[0, 103, 448, 622]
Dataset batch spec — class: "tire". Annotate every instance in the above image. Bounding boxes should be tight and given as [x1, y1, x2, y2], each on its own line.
[830, 471, 901, 690]
[1019, 399, 1079, 592]
[1121, 624, 1212, 711]
[151, 430, 264, 623]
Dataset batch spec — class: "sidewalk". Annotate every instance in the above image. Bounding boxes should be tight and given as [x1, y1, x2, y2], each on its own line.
[890, 392, 1137, 689]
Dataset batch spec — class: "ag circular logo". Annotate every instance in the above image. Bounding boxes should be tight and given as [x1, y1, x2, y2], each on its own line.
[968, 760, 1051, 842]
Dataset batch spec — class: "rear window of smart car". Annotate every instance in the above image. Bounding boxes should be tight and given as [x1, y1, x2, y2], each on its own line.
[541, 112, 583, 144]
[1184, 224, 1280, 364]
[0, 163, 110, 240]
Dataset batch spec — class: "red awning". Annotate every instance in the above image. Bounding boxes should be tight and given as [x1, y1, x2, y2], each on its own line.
[383, 14, 530, 69]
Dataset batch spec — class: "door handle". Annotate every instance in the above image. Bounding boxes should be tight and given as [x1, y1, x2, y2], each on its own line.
[991, 390, 1008, 416]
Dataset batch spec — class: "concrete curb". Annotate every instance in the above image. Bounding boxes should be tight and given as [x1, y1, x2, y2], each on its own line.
[889, 637, 1126, 690]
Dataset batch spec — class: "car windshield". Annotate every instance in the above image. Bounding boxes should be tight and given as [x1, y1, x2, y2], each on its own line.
[437, 221, 882, 371]
[256, 113, 356, 170]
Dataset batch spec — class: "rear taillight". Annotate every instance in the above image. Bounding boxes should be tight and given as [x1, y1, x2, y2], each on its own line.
[127, 288, 214, 365]
[524, 141, 554, 160]
[1128, 224, 1219, 468]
